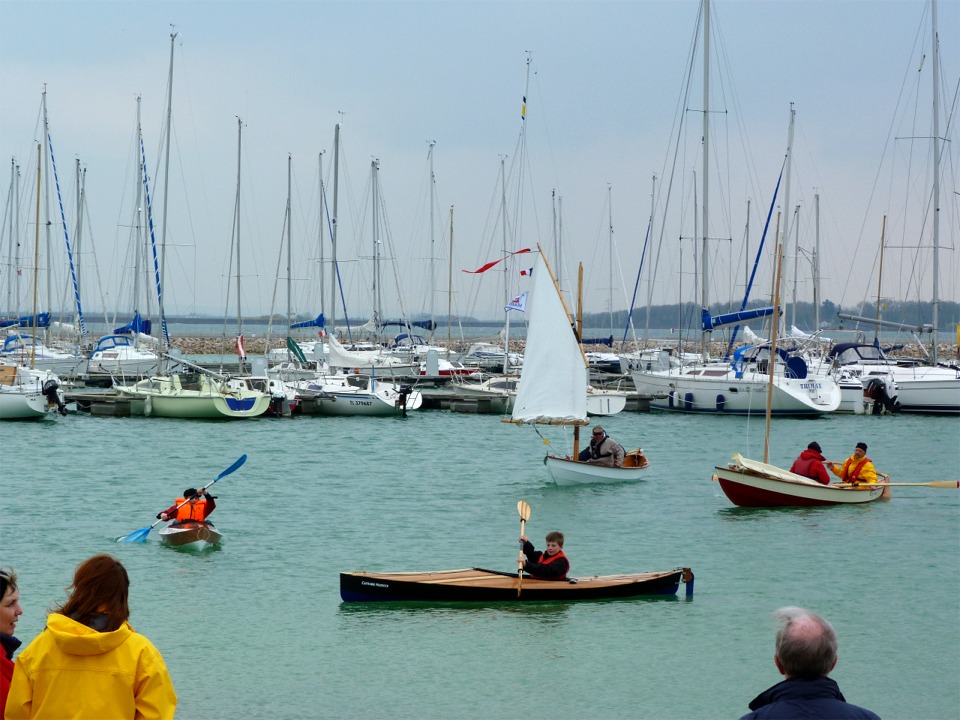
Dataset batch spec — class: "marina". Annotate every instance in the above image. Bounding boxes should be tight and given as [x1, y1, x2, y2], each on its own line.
[2, 407, 958, 719]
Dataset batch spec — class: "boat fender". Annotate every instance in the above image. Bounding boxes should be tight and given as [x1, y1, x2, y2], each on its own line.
[684, 392, 694, 411]
[668, 390, 675, 409]
[716, 394, 725, 412]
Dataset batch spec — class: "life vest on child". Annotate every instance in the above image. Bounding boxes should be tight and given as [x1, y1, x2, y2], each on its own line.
[536, 550, 569, 579]
[175, 498, 208, 522]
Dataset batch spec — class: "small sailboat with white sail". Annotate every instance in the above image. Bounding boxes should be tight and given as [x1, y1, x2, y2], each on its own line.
[505, 249, 648, 486]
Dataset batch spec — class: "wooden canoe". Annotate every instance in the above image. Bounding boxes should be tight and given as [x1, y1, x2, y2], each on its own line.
[159, 520, 222, 548]
[340, 567, 693, 602]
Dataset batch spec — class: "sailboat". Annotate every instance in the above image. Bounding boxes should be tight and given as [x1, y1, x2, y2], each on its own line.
[506, 248, 648, 486]
[713, 231, 888, 507]
[627, 9, 840, 416]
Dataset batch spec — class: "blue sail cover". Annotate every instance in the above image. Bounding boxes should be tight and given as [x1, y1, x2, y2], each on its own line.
[114, 312, 152, 336]
[581, 335, 613, 347]
[381, 319, 437, 332]
[701, 307, 776, 332]
[0, 312, 51, 329]
[291, 313, 326, 330]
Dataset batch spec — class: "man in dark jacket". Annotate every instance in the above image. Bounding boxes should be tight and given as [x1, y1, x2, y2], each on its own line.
[740, 607, 879, 719]
[789, 442, 830, 485]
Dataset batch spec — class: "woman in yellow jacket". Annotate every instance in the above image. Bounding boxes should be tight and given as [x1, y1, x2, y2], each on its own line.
[6, 554, 176, 720]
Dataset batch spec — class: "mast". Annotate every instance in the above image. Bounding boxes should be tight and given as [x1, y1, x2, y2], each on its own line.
[813, 193, 820, 331]
[790, 203, 799, 330]
[607, 184, 614, 336]
[744, 199, 751, 298]
[234, 117, 242, 373]
[41, 88, 52, 344]
[447, 205, 454, 351]
[159, 30, 176, 329]
[6, 159, 15, 314]
[371, 159, 381, 336]
[133, 97, 145, 330]
[782, 103, 795, 333]
[764, 227, 783, 464]
[930, 0, 940, 364]
[700, 0, 711, 358]
[74, 158, 84, 336]
[428, 140, 436, 337]
[30, 144, 40, 368]
[644, 173, 656, 341]
[330, 123, 340, 331]
[500, 156, 510, 375]
[287, 153, 292, 340]
[318, 150, 325, 321]
[876, 215, 887, 341]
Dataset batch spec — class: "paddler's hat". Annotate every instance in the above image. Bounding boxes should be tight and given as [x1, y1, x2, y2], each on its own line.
[855, 442, 868, 451]
[184, 488, 199, 498]
[807, 442, 822, 453]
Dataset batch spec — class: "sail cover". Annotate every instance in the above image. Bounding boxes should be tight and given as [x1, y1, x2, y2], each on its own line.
[511, 253, 587, 423]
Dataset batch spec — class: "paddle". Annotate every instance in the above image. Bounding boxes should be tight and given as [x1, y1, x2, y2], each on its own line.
[117, 454, 248, 543]
[835, 480, 958, 489]
[517, 500, 531, 598]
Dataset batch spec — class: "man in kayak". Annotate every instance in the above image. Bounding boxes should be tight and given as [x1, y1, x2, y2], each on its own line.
[826, 442, 878, 485]
[519, 532, 569, 580]
[577, 426, 625, 467]
[157, 487, 216, 523]
[740, 606, 879, 719]
[789, 441, 830, 484]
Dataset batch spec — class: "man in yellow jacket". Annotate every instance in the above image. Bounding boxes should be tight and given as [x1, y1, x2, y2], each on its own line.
[826, 442, 878, 485]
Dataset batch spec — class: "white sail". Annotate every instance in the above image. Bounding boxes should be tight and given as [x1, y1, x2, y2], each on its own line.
[511, 253, 587, 423]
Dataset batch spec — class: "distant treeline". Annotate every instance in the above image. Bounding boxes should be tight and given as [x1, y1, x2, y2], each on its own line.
[42, 299, 958, 332]
[582, 299, 959, 333]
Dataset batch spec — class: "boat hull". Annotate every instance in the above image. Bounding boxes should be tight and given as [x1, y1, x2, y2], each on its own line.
[545, 452, 649, 485]
[116, 375, 271, 418]
[630, 368, 840, 416]
[585, 391, 627, 416]
[159, 520, 222, 548]
[714, 465, 886, 507]
[0, 387, 49, 419]
[339, 567, 692, 602]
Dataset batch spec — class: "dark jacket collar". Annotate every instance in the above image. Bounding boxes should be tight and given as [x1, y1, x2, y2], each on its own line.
[748, 676, 846, 710]
[0, 632, 21, 660]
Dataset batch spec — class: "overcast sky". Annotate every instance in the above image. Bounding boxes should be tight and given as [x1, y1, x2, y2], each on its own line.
[1, 0, 957, 330]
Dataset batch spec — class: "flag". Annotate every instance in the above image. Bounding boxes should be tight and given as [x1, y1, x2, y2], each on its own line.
[520, 267, 533, 277]
[505, 292, 528, 313]
[235, 334, 246, 359]
[463, 248, 532, 274]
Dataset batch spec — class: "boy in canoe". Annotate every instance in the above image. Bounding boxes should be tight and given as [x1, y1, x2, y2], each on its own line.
[519, 531, 569, 580]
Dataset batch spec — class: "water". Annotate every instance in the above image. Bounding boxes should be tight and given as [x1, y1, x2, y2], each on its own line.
[2, 409, 958, 719]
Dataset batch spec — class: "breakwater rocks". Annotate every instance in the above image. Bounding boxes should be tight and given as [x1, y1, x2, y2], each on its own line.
[168, 336, 958, 361]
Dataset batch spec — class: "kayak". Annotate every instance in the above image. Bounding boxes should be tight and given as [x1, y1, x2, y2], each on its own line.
[340, 567, 694, 602]
[159, 519, 222, 548]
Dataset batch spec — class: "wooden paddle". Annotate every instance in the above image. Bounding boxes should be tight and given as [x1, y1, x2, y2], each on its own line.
[835, 480, 958, 489]
[517, 500, 531, 597]
[118, 454, 247, 543]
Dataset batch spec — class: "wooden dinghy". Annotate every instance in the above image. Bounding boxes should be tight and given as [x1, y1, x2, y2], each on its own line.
[159, 519, 222, 548]
[713, 454, 888, 507]
[545, 449, 650, 486]
[340, 567, 693, 603]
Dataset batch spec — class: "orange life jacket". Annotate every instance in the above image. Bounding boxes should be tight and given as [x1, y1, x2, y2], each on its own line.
[175, 498, 208, 522]
[537, 549, 569, 579]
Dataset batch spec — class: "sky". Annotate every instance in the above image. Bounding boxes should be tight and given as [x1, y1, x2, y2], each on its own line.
[1, 0, 957, 330]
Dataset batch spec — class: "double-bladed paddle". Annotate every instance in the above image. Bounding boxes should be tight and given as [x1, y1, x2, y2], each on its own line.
[118, 454, 248, 543]
[517, 500, 531, 597]
[835, 479, 958, 489]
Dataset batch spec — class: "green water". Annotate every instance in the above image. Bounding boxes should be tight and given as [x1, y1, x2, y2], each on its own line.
[2, 409, 958, 719]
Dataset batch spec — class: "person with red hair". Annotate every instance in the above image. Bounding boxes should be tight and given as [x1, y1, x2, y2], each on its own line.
[6, 554, 177, 720]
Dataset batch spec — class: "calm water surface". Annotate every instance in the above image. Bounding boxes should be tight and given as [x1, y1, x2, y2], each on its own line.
[2, 408, 958, 719]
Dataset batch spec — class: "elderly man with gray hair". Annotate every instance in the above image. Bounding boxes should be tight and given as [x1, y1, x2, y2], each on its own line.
[740, 607, 880, 719]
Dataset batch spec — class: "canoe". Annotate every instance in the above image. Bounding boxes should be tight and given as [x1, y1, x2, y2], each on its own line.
[340, 567, 693, 602]
[159, 520, 222, 548]
[713, 454, 888, 507]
